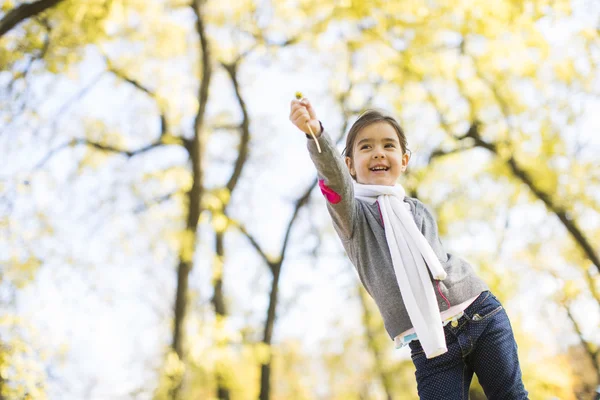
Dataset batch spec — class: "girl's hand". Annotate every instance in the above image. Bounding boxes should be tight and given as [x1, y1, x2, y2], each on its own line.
[289, 98, 322, 137]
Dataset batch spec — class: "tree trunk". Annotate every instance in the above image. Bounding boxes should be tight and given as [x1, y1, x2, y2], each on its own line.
[259, 263, 281, 400]
[212, 231, 230, 400]
[170, 1, 212, 399]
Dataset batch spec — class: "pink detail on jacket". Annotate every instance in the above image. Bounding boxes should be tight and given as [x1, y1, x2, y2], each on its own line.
[318, 179, 341, 204]
[437, 281, 451, 308]
[376, 201, 384, 226]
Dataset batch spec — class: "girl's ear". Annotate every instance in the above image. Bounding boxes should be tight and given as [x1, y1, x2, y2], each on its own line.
[345, 156, 355, 178]
[401, 152, 410, 171]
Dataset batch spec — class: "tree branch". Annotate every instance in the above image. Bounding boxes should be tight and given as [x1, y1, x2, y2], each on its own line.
[0, 0, 64, 38]
[106, 63, 168, 139]
[34, 138, 164, 169]
[457, 124, 600, 274]
[428, 146, 473, 163]
[469, 54, 514, 133]
[585, 268, 600, 305]
[212, 123, 241, 131]
[408, 60, 600, 276]
[30, 70, 108, 141]
[565, 305, 600, 381]
[133, 190, 181, 214]
[279, 180, 316, 260]
[232, 221, 272, 268]
[222, 60, 250, 194]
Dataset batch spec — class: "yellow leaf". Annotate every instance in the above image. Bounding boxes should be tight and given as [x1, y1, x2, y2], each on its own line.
[211, 213, 228, 233]
[164, 351, 185, 377]
[212, 255, 224, 282]
[179, 229, 196, 263]
[554, 59, 576, 83]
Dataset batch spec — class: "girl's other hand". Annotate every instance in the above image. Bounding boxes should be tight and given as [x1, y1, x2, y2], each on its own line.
[289, 98, 322, 137]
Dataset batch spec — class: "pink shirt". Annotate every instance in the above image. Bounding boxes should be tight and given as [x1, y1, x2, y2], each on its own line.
[395, 294, 481, 348]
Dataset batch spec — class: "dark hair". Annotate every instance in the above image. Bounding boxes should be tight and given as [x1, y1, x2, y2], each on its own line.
[343, 109, 409, 160]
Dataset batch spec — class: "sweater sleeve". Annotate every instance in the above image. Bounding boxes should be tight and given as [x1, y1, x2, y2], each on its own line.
[307, 130, 357, 241]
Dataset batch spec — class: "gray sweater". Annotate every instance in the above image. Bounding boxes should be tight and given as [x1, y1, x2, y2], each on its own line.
[308, 131, 489, 340]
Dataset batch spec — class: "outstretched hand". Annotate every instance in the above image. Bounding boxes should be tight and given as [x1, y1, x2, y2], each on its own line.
[289, 98, 321, 137]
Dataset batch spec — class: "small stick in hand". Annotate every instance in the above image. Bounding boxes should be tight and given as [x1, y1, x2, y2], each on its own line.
[295, 92, 321, 153]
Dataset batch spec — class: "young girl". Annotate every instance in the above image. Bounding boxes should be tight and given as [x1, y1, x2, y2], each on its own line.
[289, 98, 529, 399]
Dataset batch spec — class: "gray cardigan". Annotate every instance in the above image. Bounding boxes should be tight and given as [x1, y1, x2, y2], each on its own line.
[308, 131, 488, 340]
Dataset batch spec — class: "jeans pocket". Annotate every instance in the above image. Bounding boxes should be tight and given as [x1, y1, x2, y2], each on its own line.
[470, 295, 503, 323]
[471, 305, 503, 322]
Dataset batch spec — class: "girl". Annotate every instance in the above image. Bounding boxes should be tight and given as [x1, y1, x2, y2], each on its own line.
[289, 98, 529, 399]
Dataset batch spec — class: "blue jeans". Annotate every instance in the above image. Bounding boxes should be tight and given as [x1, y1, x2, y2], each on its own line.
[409, 291, 529, 400]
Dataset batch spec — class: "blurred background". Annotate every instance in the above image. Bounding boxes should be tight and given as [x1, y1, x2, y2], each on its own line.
[1, 0, 599, 399]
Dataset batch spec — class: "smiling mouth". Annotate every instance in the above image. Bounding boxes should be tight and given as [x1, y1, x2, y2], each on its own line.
[370, 166, 389, 172]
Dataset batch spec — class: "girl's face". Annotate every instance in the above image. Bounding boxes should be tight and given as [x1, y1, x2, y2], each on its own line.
[345, 122, 409, 186]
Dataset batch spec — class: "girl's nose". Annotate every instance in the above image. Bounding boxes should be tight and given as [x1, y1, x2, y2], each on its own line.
[373, 150, 386, 159]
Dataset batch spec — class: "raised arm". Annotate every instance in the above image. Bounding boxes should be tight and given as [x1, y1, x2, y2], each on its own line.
[289, 98, 357, 240]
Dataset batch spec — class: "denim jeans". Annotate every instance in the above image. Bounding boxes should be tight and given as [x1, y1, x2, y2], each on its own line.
[409, 291, 529, 399]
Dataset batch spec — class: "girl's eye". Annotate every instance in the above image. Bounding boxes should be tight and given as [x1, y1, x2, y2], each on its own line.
[360, 145, 371, 150]
[385, 144, 395, 148]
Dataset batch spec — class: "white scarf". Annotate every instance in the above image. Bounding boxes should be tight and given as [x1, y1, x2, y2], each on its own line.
[354, 183, 448, 358]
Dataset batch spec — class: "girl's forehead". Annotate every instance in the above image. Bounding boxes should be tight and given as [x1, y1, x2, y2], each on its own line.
[355, 122, 398, 143]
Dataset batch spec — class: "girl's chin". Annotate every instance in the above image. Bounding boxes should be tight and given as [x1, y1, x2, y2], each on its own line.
[359, 178, 396, 186]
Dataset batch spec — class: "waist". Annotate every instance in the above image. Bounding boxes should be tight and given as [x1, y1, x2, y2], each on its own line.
[394, 293, 482, 348]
